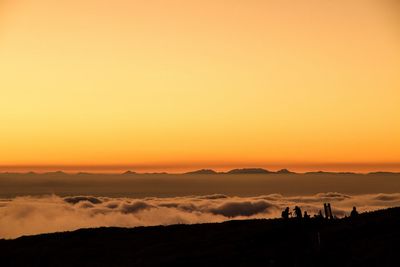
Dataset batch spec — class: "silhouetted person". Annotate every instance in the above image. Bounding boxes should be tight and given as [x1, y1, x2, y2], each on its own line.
[350, 206, 359, 217]
[293, 206, 302, 219]
[281, 207, 290, 219]
[318, 210, 323, 218]
[314, 210, 324, 219]
[303, 211, 310, 220]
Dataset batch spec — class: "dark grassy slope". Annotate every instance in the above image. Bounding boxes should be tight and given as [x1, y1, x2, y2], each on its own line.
[1, 208, 400, 267]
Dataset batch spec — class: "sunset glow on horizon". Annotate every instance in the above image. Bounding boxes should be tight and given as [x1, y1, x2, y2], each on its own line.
[1, 0, 400, 172]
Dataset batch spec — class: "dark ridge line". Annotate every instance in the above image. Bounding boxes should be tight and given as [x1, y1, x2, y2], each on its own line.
[0, 169, 399, 175]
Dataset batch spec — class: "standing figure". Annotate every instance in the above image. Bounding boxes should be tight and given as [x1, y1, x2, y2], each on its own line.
[281, 207, 290, 219]
[293, 206, 302, 219]
[350, 206, 359, 217]
[303, 211, 310, 220]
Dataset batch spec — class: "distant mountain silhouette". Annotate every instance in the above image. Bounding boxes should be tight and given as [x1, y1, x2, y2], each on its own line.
[25, 171, 37, 175]
[122, 170, 137, 175]
[2, 169, 399, 176]
[185, 169, 218, 175]
[276, 169, 295, 174]
[184, 168, 296, 175]
[142, 172, 168, 175]
[43, 171, 68, 175]
[368, 171, 399, 175]
[304, 171, 357, 175]
[226, 168, 272, 174]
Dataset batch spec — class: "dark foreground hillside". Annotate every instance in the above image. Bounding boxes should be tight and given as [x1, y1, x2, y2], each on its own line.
[1, 207, 400, 267]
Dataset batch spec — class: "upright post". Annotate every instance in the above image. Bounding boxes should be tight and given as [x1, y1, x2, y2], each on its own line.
[323, 203, 329, 219]
[327, 203, 334, 219]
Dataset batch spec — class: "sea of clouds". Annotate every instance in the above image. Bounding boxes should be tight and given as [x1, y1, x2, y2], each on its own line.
[1, 192, 400, 239]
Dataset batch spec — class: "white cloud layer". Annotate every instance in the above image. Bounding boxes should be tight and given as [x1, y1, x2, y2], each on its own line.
[1, 193, 400, 239]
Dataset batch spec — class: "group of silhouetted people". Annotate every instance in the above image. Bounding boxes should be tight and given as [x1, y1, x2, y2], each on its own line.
[281, 204, 359, 220]
[281, 206, 309, 220]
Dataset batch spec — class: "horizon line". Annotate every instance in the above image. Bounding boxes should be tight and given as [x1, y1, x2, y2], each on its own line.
[1, 165, 400, 175]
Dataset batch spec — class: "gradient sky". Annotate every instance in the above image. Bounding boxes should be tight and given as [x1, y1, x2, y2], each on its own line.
[1, 0, 400, 172]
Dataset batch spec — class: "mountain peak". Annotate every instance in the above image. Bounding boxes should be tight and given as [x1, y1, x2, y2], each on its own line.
[122, 170, 137, 175]
[276, 169, 294, 174]
[226, 168, 271, 174]
[44, 171, 68, 175]
[185, 169, 218, 175]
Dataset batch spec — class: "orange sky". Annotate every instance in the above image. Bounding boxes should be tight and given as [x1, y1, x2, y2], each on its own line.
[1, 0, 400, 172]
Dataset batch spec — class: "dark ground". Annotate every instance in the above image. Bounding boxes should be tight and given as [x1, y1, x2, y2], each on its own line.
[1, 207, 400, 267]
